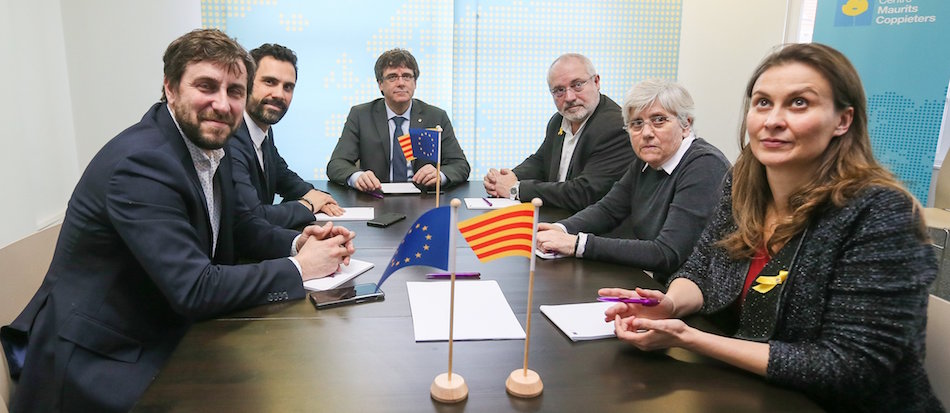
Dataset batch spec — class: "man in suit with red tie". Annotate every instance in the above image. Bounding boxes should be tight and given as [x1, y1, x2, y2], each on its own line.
[326, 48, 470, 192]
[229, 43, 343, 229]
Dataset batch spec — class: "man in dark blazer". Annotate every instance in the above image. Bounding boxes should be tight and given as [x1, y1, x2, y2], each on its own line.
[230, 43, 343, 229]
[0, 29, 355, 412]
[484, 54, 635, 212]
[327, 48, 470, 191]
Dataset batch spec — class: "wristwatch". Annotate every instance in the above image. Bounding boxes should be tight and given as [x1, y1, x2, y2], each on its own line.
[509, 182, 520, 200]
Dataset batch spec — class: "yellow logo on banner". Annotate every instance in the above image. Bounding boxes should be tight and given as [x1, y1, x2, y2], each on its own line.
[841, 0, 869, 17]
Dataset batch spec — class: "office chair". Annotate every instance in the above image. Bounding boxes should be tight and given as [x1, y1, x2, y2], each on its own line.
[926, 295, 950, 408]
[0, 224, 61, 412]
[924, 151, 950, 300]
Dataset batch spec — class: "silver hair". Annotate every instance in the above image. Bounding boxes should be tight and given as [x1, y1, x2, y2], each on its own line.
[621, 79, 695, 129]
[547, 53, 597, 85]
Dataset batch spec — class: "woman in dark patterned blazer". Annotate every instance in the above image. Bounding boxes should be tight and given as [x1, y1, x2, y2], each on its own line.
[600, 43, 943, 412]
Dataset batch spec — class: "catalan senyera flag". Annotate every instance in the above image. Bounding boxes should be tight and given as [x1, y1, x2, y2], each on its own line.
[458, 203, 535, 262]
[397, 133, 415, 161]
[397, 128, 440, 162]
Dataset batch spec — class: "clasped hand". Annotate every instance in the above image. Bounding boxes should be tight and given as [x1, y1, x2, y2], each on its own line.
[304, 189, 344, 216]
[599, 287, 691, 351]
[536, 223, 577, 256]
[483, 168, 517, 198]
[295, 222, 357, 281]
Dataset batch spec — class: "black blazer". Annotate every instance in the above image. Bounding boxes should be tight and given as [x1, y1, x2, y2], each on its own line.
[326, 98, 470, 186]
[2, 103, 305, 412]
[229, 119, 316, 228]
[512, 94, 635, 212]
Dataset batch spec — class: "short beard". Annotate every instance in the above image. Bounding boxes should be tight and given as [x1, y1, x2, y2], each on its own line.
[560, 105, 592, 124]
[247, 97, 287, 126]
[172, 103, 236, 150]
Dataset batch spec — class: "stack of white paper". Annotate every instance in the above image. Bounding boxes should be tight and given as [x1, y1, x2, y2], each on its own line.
[463, 197, 521, 210]
[303, 259, 374, 291]
[540, 302, 616, 341]
[406, 280, 526, 341]
[315, 207, 374, 221]
[380, 182, 422, 194]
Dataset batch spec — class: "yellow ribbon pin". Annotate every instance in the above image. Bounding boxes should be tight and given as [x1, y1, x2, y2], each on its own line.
[752, 270, 788, 294]
[558, 127, 564, 136]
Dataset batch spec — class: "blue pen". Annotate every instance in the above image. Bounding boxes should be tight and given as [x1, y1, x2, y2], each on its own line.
[597, 296, 660, 306]
[482, 197, 493, 207]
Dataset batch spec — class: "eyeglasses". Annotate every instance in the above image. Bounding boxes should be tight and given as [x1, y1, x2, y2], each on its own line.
[625, 115, 672, 132]
[550, 75, 595, 98]
[383, 73, 415, 83]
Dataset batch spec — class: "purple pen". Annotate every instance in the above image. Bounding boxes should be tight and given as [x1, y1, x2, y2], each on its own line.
[597, 296, 660, 306]
[482, 197, 493, 207]
[426, 272, 481, 279]
[368, 191, 384, 199]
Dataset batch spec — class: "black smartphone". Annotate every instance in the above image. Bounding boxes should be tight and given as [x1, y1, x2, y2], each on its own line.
[308, 283, 384, 309]
[367, 212, 406, 227]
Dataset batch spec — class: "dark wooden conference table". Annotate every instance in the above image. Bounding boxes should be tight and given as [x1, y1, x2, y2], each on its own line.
[134, 181, 822, 412]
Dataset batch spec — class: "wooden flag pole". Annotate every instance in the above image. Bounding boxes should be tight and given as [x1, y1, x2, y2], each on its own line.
[506, 198, 543, 398]
[434, 125, 443, 208]
[431, 198, 467, 403]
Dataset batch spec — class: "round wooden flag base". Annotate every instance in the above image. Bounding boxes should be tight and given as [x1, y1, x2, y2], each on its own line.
[505, 369, 543, 398]
[430, 372, 468, 403]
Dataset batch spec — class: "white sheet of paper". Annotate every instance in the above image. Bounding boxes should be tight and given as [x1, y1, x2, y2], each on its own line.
[535, 249, 565, 260]
[463, 197, 521, 210]
[314, 207, 374, 221]
[407, 280, 526, 341]
[303, 259, 374, 291]
[380, 182, 422, 194]
[540, 302, 616, 342]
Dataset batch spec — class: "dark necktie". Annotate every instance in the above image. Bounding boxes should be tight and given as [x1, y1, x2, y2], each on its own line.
[259, 134, 270, 183]
[391, 116, 408, 182]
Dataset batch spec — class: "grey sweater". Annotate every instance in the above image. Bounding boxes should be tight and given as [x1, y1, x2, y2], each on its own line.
[673, 175, 944, 412]
[559, 138, 729, 284]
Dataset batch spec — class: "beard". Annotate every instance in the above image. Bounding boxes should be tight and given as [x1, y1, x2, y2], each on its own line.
[561, 108, 590, 124]
[171, 102, 238, 150]
[247, 97, 288, 126]
[559, 101, 594, 124]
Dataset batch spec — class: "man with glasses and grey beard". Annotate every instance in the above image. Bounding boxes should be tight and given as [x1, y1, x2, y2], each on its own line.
[483, 53, 635, 212]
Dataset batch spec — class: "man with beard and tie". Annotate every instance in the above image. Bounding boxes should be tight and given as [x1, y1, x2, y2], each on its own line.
[0, 29, 356, 412]
[229, 43, 343, 229]
[483, 53, 635, 212]
[326, 48, 470, 192]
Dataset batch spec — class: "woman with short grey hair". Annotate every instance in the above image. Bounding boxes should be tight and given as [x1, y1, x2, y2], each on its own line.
[536, 79, 730, 284]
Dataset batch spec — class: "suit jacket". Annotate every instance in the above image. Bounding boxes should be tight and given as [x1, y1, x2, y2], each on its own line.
[326, 98, 470, 186]
[512, 94, 635, 212]
[1, 103, 305, 413]
[230, 119, 316, 229]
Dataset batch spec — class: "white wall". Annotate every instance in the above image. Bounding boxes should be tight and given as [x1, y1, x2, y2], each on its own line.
[0, 0, 77, 248]
[0, 0, 797, 248]
[60, 0, 200, 170]
[0, 0, 200, 248]
[678, 0, 796, 162]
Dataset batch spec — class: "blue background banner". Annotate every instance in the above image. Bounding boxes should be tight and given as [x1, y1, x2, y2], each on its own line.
[201, 0, 681, 182]
[814, 0, 950, 202]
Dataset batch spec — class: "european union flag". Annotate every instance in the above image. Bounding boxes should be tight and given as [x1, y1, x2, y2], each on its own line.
[408, 128, 440, 162]
[377, 206, 450, 288]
